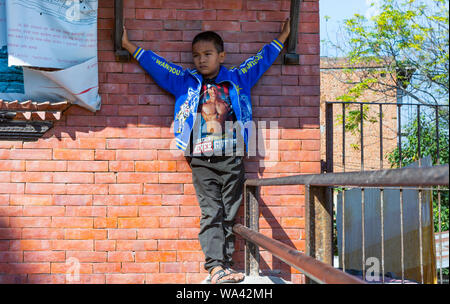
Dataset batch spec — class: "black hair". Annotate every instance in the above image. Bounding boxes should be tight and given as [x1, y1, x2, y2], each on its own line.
[192, 31, 224, 53]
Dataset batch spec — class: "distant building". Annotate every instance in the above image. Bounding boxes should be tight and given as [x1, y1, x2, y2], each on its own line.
[320, 57, 399, 172]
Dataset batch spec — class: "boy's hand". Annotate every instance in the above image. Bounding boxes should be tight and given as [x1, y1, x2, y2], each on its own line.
[122, 26, 137, 55]
[122, 26, 129, 48]
[277, 18, 291, 45]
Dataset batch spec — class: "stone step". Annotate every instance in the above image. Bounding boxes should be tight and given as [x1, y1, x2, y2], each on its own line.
[201, 275, 292, 284]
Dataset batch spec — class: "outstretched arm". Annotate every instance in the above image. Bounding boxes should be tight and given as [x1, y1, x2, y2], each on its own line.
[277, 18, 291, 45]
[235, 18, 292, 88]
[122, 26, 137, 55]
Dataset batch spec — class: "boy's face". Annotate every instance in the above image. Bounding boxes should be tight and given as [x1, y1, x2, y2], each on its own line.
[192, 40, 225, 80]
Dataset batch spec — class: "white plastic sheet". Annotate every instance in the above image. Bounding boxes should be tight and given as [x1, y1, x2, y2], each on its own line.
[0, 0, 101, 112]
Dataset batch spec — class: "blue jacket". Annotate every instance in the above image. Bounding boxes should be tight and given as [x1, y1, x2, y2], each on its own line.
[132, 39, 284, 153]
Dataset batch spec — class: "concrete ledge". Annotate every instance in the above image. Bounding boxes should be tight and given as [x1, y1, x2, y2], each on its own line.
[201, 275, 292, 284]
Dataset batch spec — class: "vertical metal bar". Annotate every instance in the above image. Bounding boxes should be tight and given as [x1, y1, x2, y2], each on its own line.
[342, 190, 346, 273]
[438, 189, 442, 284]
[361, 188, 365, 281]
[379, 104, 383, 170]
[417, 105, 421, 166]
[326, 103, 334, 173]
[283, 0, 300, 65]
[416, 105, 424, 283]
[305, 185, 333, 265]
[435, 105, 443, 283]
[114, 0, 130, 62]
[360, 104, 364, 171]
[418, 189, 424, 284]
[305, 184, 314, 284]
[342, 103, 346, 172]
[380, 188, 385, 283]
[244, 185, 260, 277]
[398, 105, 403, 168]
[400, 189, 405, 283]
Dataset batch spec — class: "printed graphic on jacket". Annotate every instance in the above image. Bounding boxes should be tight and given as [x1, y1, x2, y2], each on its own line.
[190, 82, 238, 155]
[175, 87, 198, 134]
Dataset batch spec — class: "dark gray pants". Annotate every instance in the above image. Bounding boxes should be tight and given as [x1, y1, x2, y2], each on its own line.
[187, 155, 245, 272]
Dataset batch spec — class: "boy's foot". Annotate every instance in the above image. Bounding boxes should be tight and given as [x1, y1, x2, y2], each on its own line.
[209, 266, 245, 284]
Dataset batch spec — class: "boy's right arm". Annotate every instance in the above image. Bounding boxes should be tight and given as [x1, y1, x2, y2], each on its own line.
[122, 27, 185, 96]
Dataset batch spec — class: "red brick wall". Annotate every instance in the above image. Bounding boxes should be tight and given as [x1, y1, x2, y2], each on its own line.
[0, 0, 320, 284]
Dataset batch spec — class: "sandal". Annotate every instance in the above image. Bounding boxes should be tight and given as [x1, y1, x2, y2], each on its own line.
[225, 267, 245, 282]
[207, 267, 245, 284]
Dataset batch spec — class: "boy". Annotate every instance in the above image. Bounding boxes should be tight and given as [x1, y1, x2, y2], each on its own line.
[122, 20, 290, 284]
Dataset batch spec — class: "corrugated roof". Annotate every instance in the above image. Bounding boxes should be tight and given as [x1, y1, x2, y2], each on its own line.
[0, 99, 71, 121]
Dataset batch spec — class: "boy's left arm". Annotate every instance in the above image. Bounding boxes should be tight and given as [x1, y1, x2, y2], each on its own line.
[235, 19, 291, 88]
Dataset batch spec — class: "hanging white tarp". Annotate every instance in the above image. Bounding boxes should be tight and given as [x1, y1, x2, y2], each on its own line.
[0, 0, 101, 112]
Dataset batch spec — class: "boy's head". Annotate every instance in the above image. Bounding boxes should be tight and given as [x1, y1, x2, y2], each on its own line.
[192, 31, 226, 79]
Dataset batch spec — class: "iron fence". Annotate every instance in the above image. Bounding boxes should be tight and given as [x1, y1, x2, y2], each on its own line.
[234, 165, 448, 284]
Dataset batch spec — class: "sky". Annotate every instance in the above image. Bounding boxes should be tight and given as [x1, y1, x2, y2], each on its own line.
[320, 0, 382, 57]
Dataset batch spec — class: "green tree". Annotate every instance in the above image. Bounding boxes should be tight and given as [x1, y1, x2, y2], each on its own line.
[323, 0, 449, 134]
[386, 111, 449, 233]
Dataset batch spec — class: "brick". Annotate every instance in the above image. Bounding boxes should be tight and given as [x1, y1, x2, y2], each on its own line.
[106, 274, 145, 284]
[137, 228, 178, 240]
[9, 217, 51, 228]
[117, 173, 158, 184]
[0, 263, 50, 274]
[54, 195, 92, 206]
[64, 229, 107, 240]
[116, 240, 157, 251]
[26, 161, 67, 172]
[10, 240, 52, 251]
[93, 263, 121, 273]
[21, 228, 64, 240]
[53, 149, 94, 161]
[146, 273, 185, 284]
[0, 206, 23, 216]
[0, 183, 24, 194]
[135, 251, 177, 262]
[108, 229, 137, 240]
[202, 21, 241, 32]
[0, 251, 23, 262]
[107, 206, 138, 217]
[0, 160, 25, 171]
[67, 161, 108, 172]
[24, 251, 65, 262]
[139, 206, 179, 217]
[118, 217, 159, 228]
[122, 262, 159, 273]
[66, 184, 108, 195]
[51, 240, 94, 251]
[23, 206, 65, 217]
[204, 0, 242, 10]
[109, 184, 142, 195]
[144, 184, 182, 195]
[247, 0, 281, 10]
[53, 172, 94, 184]
[24, 184, 66, 195]
[51, 217, 93, 228]
[65, 206, 106, 217]
[159, 173, 192, 184]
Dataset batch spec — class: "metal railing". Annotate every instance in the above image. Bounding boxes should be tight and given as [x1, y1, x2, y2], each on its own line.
[325, 101, 449, 283]
[232, 165, 449, 284]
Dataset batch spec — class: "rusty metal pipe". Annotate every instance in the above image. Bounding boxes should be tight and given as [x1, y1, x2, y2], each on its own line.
[233, 224, 366, 284]
[244, 165, 449, 188]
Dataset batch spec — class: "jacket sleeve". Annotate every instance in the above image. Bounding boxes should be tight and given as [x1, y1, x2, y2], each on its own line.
[234, 39, 284, 88]
[133, 47, 185, 96]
